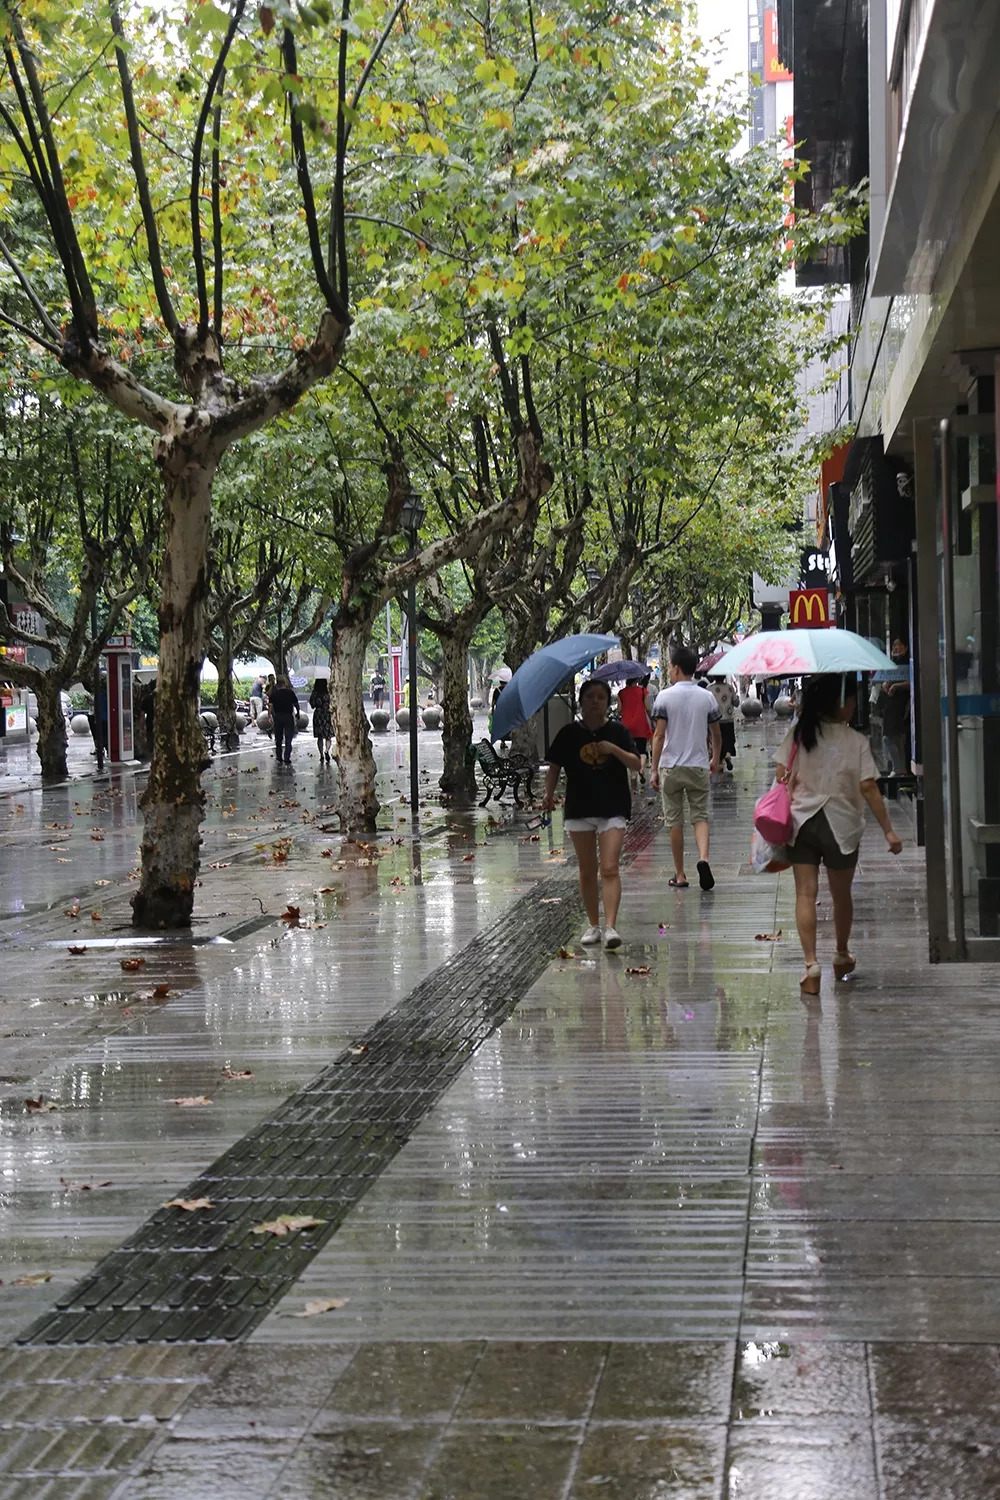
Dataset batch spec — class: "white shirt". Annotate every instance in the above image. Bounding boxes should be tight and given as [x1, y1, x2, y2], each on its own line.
[778, 721, 878, 853]
[652, 681, 721, 769]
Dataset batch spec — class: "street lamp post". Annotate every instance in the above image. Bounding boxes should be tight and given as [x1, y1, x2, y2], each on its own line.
[401, 488, 426, 816]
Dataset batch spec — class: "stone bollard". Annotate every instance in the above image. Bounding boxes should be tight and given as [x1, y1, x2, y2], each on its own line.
[256, 711, 272, 733]
[71, 713, 91, 735]
[470, 697, 484, 710]
[234, 712, 248, 731]
[774, 694, 794, 718]
[369, 709, 390, 732]
[199, 710, 219, 730]
[296, 712, 309, 732]
[422, 705, 442, 729]
[395, 707, 410, 730]
[740, 696, 763, 719]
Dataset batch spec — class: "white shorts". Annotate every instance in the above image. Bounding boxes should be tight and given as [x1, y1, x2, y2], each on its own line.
[563, 816, 628, 834]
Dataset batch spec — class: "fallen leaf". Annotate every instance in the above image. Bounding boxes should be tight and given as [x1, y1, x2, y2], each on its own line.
[221, 1067, 253, 1080]
[91, 911, 102, 922]
[754, 930, 783, 942]
[320, 848, 334, 857]
[120, 957, 146, 971]
[291, 1297, 349, 1317]
[90, 833, 105, 842]
[12, 1273, 51, 1287]
[207, 861, 231, 869]
[555, 946, 573, 960]
[60, 1178, 112, 1191]
[169, 1096, 212, 1107]
[540, 898, 562, 904]
[164, 1197, 213, 1212]
[389, 876, 405, 890]
[348, 1045, 367, 1055]
[252, 1214, 325, 1237]
[24, 1096, 57, 1113]
[64, 902, 80, 918]
[316, 886, 336, 894]
[67, 945, 87, 955]
[152, 984, 170, 999]
[280, 904, 301, 925]
[462, 853, 475, 862]
[625, 966, 652, 976]
[94, 879, 110, 886]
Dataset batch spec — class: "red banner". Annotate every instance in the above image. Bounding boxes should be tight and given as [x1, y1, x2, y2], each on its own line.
[764, 9, 792, 82]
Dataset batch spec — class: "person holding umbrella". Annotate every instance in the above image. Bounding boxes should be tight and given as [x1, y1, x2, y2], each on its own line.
[775, 674, 903, 995]
[540, 678, 641, 950]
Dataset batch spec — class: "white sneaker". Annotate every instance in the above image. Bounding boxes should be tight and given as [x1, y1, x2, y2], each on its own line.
[580, 924, 602, 946]
[603, 926, 622, 950]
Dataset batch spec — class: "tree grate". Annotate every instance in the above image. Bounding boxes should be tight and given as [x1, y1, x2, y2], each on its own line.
[16, 813, 658, 1347]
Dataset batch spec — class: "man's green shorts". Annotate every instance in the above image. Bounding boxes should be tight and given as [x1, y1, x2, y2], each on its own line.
[659, 766, 710, 827]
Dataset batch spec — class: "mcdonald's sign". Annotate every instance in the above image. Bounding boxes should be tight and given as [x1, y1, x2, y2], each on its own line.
[789, 589, 834, 627]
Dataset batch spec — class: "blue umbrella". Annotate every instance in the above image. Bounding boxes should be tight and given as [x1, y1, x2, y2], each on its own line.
[585, 659, 650, 685]
[490, 634, 619, 742]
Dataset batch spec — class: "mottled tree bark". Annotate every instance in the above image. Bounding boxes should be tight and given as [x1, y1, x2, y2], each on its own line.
[34, 675, 68, 782]
[213, 624, 239, 751]
[131, 444, 215, 929]
[330, 612, 379, 833]
[438, 624, 478, 797]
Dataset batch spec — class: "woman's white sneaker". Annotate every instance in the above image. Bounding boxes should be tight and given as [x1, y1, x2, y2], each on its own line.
[603, 927, 622, 950]
[580, 925, 603, 946]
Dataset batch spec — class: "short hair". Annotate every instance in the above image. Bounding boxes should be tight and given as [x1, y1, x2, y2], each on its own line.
[580, 678, 611, 707]
[670, 644, 699, 677]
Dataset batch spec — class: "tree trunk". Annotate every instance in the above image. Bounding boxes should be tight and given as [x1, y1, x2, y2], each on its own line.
[35, 675, 68, 782]
[132, 452, 215, 929]
[331, 613, 379, 833]
[215, 627, 239, 751]
[439, 625, 478, 797]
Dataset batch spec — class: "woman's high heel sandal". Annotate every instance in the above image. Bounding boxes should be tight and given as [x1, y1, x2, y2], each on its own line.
[833, 951, 857, 980]
[799, 962, 821, 996]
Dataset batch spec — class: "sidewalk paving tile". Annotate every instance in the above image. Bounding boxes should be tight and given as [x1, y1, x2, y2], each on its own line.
[4, 718, 1000, 1496]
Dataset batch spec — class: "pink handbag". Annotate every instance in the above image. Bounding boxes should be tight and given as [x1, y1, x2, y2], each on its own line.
[753, 742, 798, 846]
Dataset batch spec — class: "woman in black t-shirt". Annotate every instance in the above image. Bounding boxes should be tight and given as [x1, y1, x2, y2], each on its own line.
[541, 678, 640, 951]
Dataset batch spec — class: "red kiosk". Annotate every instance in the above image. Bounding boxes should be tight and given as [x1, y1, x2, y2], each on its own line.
[101, 633, 135, 763]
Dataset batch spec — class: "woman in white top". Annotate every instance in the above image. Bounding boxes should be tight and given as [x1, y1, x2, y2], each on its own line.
[775, 675, 902, 996]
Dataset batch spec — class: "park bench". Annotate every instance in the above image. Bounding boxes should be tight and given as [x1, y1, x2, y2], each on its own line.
[471, 738, 538, 808]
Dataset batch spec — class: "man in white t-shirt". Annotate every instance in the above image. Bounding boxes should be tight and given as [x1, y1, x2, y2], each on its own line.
[650, 645, 722, 890]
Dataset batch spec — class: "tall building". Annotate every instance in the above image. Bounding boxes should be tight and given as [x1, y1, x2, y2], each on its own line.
[784, 0, 1000, 961]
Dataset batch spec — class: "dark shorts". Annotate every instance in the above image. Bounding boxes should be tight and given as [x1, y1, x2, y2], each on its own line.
[785, 810, 859, 871]
[631, 737, 648, 756]
[720, 721, 736, 756]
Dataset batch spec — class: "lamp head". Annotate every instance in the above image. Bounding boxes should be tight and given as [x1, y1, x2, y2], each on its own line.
[400, 487, 426, 539]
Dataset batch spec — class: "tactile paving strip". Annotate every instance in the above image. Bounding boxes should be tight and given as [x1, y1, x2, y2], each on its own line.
[17, 815, 658, 1346]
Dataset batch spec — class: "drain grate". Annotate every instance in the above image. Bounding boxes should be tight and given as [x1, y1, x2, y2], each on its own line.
[17, 815, 658, 1347]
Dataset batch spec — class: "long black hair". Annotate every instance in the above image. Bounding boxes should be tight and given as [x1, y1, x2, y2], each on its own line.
[792, 674, 855, 752]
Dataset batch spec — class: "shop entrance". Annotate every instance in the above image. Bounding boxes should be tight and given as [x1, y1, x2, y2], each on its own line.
[914, 400, 1000, 960]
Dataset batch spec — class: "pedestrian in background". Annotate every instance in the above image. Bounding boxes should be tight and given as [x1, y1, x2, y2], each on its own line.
[708, 675, 738, 772]
[250, 675, 265, 722]
[618, 673, 654, 790]
[541, 678, 640, 951]
[310, 677, 333, 763]
[775, 674, 902, 995]
[269, 676, 299, 766]
[650, 645, 722, 890]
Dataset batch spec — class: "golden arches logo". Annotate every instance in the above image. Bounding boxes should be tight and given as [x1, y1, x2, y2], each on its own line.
[789, 590, 830, 627]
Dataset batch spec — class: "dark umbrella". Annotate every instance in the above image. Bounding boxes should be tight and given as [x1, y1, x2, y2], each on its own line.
[585, 659, 650, 685]
[696, 650, 726, 674]
[490, 634, 619, 741]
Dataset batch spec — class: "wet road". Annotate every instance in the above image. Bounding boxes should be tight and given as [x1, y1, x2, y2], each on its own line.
[2, 717, 999, 1498]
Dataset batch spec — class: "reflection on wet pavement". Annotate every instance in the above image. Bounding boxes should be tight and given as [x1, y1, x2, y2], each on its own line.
[4, 719, 1000, 1495]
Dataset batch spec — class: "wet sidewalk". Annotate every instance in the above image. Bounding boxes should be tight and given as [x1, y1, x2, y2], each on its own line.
[2, 719, 1000, 1498]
